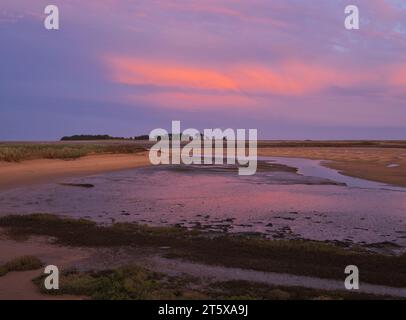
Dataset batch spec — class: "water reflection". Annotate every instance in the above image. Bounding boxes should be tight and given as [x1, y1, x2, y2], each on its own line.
[0, 158, 405, 250]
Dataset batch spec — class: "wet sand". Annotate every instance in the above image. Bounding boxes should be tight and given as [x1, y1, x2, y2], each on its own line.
[1, 146, 404, 189]
[0, 152, 150, 191]
[258, 147, 406, 187]
[0, 230, 91, 300]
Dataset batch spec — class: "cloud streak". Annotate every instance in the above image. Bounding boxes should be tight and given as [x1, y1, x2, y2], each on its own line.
[106, 55, 406, 111]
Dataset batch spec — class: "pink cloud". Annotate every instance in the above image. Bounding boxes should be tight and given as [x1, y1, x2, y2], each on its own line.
[106, 55, 375, 96]
[104, 53, 406, 113]
[391, 65, 406, 87]
[107, 56, 238, 91]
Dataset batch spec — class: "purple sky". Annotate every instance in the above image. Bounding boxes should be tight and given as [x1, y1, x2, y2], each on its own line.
[1, 0, 405, 140]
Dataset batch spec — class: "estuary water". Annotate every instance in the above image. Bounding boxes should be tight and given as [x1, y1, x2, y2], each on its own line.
[0, 157, 405, 250]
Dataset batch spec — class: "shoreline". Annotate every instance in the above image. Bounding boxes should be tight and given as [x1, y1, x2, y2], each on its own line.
[0, 146, 405, 191]
[0, 152, 151, 191]
[258, 147, 406, 187]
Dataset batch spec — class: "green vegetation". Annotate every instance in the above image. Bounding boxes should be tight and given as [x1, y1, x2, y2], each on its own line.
[210, 280, 396, 300]
[0, 256, 43, 277]
[33, 266, 393, 300]
[0, 143, 147, 162]
[1, 214, 406, 288]
[133, 135, 150, 140]
[34, 265, 206, 300]
[60, 134, 150, 141]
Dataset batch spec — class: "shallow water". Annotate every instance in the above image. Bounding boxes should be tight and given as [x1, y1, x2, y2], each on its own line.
[0, 158, 405, 250]
[264, 157, 405, 191]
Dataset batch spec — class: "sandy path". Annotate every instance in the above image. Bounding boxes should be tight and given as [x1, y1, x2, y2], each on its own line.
[0, 152, 150, 191]
[0, 231, 93, 300]
[0, 270, 85, 300]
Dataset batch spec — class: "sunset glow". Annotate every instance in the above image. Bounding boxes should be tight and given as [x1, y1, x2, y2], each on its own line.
[1, 0, 405, 139]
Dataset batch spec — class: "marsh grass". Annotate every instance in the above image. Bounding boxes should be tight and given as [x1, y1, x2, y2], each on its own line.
[33, 267, 394, 300]
[0, 143, 147, 162]
[34, 266, 204, 300]
[210, 280, 397, 300]
[0, 256, 43, 277]
[1, 214, 406, 287]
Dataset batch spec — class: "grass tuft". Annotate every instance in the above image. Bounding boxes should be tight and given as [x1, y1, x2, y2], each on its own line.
[0, 256, 43, 277]
[34, 266, 201, 300]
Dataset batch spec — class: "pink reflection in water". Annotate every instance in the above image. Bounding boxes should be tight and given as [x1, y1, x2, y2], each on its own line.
[0, 165, 405, 250]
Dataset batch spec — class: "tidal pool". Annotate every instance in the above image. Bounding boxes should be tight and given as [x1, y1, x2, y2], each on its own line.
[0, 157, 405, 251]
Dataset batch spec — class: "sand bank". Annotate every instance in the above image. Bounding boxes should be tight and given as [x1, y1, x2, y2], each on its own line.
[0, 152, 150, 191]
[258, 147, 406, 187]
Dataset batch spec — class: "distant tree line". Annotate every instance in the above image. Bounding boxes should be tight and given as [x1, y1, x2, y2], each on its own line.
[60, 133, 226, 141]
[60, 134, 150, 141]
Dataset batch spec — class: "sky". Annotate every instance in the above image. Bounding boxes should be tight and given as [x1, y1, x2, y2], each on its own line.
[0, 0, 405, 140]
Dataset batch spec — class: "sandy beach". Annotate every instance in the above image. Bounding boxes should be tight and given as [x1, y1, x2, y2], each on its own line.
[0, 152, 150, 191]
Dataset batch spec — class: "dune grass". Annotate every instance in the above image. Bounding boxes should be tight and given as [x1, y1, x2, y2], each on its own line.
[1, 214, 406, 288]
[0, 256, 43, 277]
[0, 143, 147, 162]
